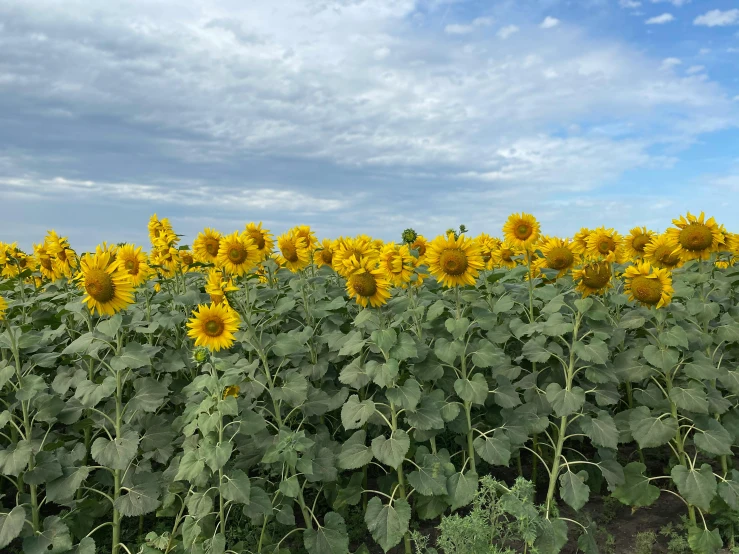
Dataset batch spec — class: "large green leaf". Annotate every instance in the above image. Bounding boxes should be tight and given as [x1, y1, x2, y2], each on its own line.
[473, 429, 511, 466]
[341, 395, 376, 430]
[115, 472, 161, 517]
[372, 328, 397, 353]
[221, 469, 251, 504]
[371, 430, 410, 470]
[364, 497, 411, 553]
[453, 374, 488, 406]
[669, 385, 709, 414]
[687, 527, 723, 554]
[612, 462, 660, 507]
[175, 451, 205, 482]
[580, 411, 619, 450]
[91, 430, 140, 470]
[407, 461, 448, 497]
[559, 470, 589, 511]
[659, 325, 689, 349]
[671, 464, 717, 512]
[446, 470, 478, 511]
[338, 431, 373, 470]
[128, 377, 169, 413]
[545, 383, 585, 417]
[694, 419, 733, 456]
[386, 379, 421, 412]
[629, 406, 677, 449]
[574, 338, 608, 364]
[110, 342, 152, 371]
[718, 470, 739, 510]
[0, 506, 25, 549]
[23, 516, 72, 554]
[304, 512, 350, 554]
[0, 439, 32, 476]
[202, 440, 232, 472]
[643, 345, 678, 371]
[46, 466, 91, 503]
[74, 377, 116, 408]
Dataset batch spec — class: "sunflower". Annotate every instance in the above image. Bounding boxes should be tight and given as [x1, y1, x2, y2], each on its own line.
[643, 234, 682, 270]
[96, 242, 119, 261]
[490, 241, 520, 270]
[275, 230, 312, 272]
[193, 228, 222, 264]
[0, 295, 7, 320]
[624, 261, 673, 309]
[294, 225, 318, 250]
[217, 232, 260, 276]
[150, 246, 178, 278]
[573, 261, 612, 297]
[571, 228, 591, 259]
[179, 250, 196, 272]
[33, 243, 60, 281]
[344, 256, 392, 307]
[77, 251, 135, 316]
[205, 268, 239, 306]
[223, 385, 240, 399]
[1, 248, 28, 279]
[715, 260, 730, 270]
[245, 222, 274, 260]
[502, 213, 540, 251]
[533, 237, 576, 278]
[586, 227, 625, 263]
[378, 243, 415, 287]
[45, 230, 77, 277]
[187, 302, 241, 351]
[315, 239, 336, 269]
[333, 236, 379, 277]
[116, 244, 152, 286]
[624, 227, 654, 260]
[665, 211, 724, 262]
[476, 233, 502, 270]
[410, 235, 429, 262]
[426, 233, 485, 287]
[148, 214, 177, 247]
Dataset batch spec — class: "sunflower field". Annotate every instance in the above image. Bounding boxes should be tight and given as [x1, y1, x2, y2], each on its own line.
[1, 212, 739, 554]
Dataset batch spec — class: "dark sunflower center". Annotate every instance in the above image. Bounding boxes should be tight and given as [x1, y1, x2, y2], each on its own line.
[654, 245, 680, 267]
[547, 247, 574, 270]
[631, 276, 662, 305]
[581, 262, 611, 289]
[40, 256, 53, 271]
[205, 239, 220, 257]
[632, 235, 650, 252]
[501, 249, 514, 262]
[413, 242, 427, 257]
[204, 318, 225, 337]
[281, 242, 299, 263]
[229, 245, 247, 264]
[125, 259, 136, 271]
[209, 293, 224, 305]
[248, 231, 266, 250]
[597, 238, 615, 254]
[58, 250, 68, 262]
[439, 249, 468, 276]
[320, 250, 333, 264]
[181, 254, 193, 265]
[516, 224, 532, 239]
[678, 224, 713, 252]
[85, 268, 115, 303]
[351, 273, 377, 297]
[19, 258, 28, 268]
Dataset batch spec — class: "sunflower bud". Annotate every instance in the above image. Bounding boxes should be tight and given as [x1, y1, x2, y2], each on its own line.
[193, 346, 209, 364]
[401, 228, 418, 245]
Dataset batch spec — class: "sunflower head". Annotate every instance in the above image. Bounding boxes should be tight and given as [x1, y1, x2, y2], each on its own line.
[665, 211, 723, 261]
[643, 234, 682, 270]
[276, 231, 312, 272]
[223, 385, 240, 399]
[624, 260, 673, 309]
[193, 228, 222, 264]
[573, 261, 612, 298]
[425, 233, 485, 288]
[117, 244, 152, 287]
[187, 302, 241, 351]
[217, 232, 260, 276]
[245, 222, 274, 259]
[534, 237, 575, 278]
[379, 243, 415, 287]
[344, 256, 392, 307]
[502, 213, 540, 251]
[315, 238, 336, 269]
[333, 236, 380, 277]
[625, 226, 655, 260]
[401, 228, 418, 245]
[77, 251, 135, 316]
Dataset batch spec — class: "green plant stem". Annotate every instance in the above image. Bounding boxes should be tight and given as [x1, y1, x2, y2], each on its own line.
[545, 416, 567, 519]
[112, 345, 123, 554]
[391, 402, 412, 554]
[667, 384, 697, 527]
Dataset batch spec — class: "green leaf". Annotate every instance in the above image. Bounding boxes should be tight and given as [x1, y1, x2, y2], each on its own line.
[186, 491, 213, 518]
[61, 333, 96, 355]
[599, 459, 625, 491]
[445, 317, 470, 340]
[559, 470, 589, 511]
[97, 314, 122, 338]
[110, 342, 151, 371]
[128, 378, 169, 413]
[473, 429, 511, 466]
[493, 295, 515, 314]
[372, 358, 399, 388]
[175, 451, 205, 482]
[46, 466, 91, 503]
[545, 383, 585, 417]
[341, 395, 376, 430]
[91, 430, 140, 470]
[405, 390, 445, 431]
[339, 332, 366, 357]
[580, 411, 619, 450]
[23, 516, 72, 554]
[534, 518, 569, 554]
[277, 373, 308, 407]
[74, 377, 116, 408]
[203, 441, 232, 472]
[386, 379, 421, 412]
[0, 506, 25, 549]
[643, 345, 678, 371]
[372, 328, 397, 353]
[279, 475, 300, 498]
[364, 497, 411, 553]
[669, 385, 709, 414]
[671, 464, 717, 512]
[114, 472, 161, 517]
[612, 462, 660, 507]
[221, 469, 251, 504]
[371, 430, 410, 470]
[629, 406, 677, 449]
[390, 333, 418, 361]
[575, 298, 593, 313]
[407, 463, 447, 497]
[718, 470, 739, 510]
[574, 339, 609, 364]
[522, 336, 551, 363]
[0, 440, 32, 476]
[694, 419, 733, 456]
[434, 338, 463, 365]
[427, 300, 446, 321]
[24, 451, 63, 485]
[181, 516, 201, 549]
[687, 527, 723, 554]
[659, 325, 689, 349]
[304, 512, 350, 554]
[446, 470, 478, 511]
[338, 431, 373, 470]
[454, 374, 488, 406]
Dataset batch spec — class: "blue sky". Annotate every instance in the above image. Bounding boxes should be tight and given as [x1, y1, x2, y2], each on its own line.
[1, 0, 738, 251]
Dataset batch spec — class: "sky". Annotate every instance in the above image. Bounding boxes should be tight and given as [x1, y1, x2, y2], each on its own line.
[1, 0, 738, 251]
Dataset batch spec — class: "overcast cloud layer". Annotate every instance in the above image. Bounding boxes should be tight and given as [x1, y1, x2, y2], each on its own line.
[1, 0, 738, 250]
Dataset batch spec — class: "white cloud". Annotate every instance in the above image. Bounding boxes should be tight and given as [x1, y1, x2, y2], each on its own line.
[540, 17, 560, 29]
[734, 95, 739, 102]
[650, 0, 690, 6]
[699, 48, 711, 55]
[646, 13, 674, 25]
[619, 0, 641, 8]
[694, 9, 739, 27]
[686, 65, 704, 74]
[497, 25, 520, 39]
[444, 16, 493, 34]
[660, 57, 682, 70]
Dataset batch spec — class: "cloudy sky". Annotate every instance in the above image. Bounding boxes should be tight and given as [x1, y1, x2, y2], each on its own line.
[1, 0, 738, 250]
